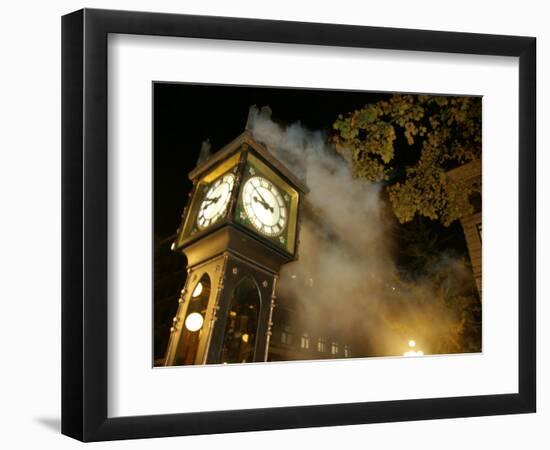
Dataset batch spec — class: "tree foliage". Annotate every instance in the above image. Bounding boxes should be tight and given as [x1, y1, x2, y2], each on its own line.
[332, 94, 481, 226]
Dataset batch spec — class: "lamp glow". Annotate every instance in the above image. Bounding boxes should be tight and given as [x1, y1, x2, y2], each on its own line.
[404, 339, 423, 356]
[185, 312, 204, 332]
[191, 282, 203, 298]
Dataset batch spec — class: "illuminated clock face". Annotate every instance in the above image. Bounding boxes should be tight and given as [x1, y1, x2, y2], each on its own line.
[197, 173, 235, 229]
[242, 176, 287, 236]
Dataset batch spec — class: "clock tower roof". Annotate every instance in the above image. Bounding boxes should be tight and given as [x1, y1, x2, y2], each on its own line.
[188, 131, 309, 194]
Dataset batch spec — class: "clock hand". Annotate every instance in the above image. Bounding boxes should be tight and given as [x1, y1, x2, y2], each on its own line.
[253, 187, 270, 205]
[202, 195, 221, 208]
[253, 188, 274, 213]
[253, 195, 274, 213]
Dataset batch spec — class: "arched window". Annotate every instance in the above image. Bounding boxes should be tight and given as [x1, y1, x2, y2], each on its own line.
[174, 274, 211, 365]
[281, 326, 293, 345]
[221, 276, 261, 364]
[344, 345, 351, 358]
[300, 333, 310, 349]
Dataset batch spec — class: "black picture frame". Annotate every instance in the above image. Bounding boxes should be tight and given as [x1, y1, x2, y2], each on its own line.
[61, 8, 536, 442]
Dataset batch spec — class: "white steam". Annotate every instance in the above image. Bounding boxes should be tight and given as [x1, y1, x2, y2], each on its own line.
[247, 106, 478, 357]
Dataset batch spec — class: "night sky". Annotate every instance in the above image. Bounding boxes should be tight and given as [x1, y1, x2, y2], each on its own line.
[153, 82, 470, 264]
[153, 82, 389, 240]
[153, 83, 474, 360]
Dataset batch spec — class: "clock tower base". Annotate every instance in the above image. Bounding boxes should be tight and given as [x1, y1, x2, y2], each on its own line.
[164, 230, 282, 365]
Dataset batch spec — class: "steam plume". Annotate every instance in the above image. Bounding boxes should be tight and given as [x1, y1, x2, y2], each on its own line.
[246, 106, 478, 357]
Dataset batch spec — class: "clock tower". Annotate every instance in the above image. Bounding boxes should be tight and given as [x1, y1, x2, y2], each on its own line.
[164, 131, 308, 366]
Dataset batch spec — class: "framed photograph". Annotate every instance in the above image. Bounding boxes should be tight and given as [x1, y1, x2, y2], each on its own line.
[61, 8, 536, 442]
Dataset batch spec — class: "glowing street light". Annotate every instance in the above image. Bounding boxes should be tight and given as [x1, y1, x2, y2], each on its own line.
[404, 339, 424, 357]
[185, 312, 204, 332]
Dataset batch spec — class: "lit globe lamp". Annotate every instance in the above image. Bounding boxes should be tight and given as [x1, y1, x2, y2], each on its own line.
[184, 312, 204, 332]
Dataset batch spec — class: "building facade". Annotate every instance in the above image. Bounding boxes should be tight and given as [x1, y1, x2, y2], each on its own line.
[447, 159, 482, 296]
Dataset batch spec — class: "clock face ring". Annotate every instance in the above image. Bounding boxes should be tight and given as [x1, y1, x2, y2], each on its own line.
[197, 173, 235, 229]
[242, 176, 287, 236]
